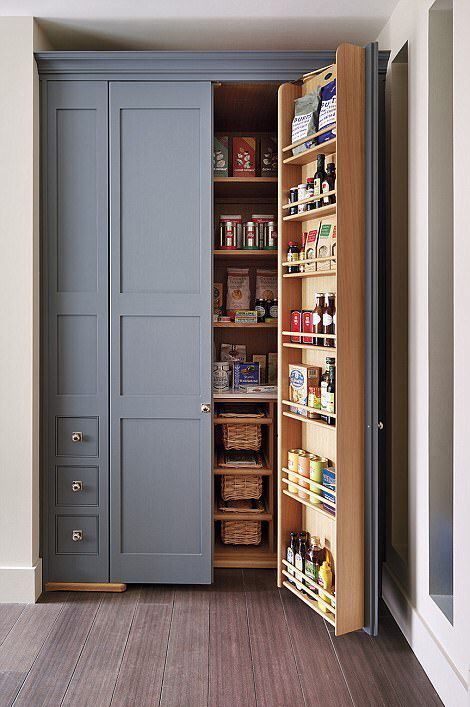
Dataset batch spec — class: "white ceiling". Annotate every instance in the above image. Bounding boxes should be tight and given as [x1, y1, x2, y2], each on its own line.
[0, 0, 399, 50]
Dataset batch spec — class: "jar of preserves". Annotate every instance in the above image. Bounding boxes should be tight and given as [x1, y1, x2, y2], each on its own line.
[287, 242, 300, 273]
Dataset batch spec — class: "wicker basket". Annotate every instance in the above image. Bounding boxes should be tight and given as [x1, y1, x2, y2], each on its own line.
[222, 424, 262, 451]
[221, 520, 262, 545]
[221, 474, 263, 501]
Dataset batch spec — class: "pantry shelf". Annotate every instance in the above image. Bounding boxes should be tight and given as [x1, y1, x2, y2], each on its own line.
[280, 475, 336, 512]
[213, 390, 277, 400]
[281, 468, 336, 498]
[282, 190, 336, 210]
[214, 501, 272, 522]
[281, 255, 336, 267]
[282, 331, 336, 341]
[282, 123, 337, 153]
[214, 176, 278, 199]
[282, 581, 336, 627]
[283, 269, 336, 279]
[281, 560, 336, 605]
[282, 342, 336, 353]
[282, 489, 336, 523]
[213, 416, 273, 425]
[282, 137, 336, 166]
[213, 249, 277, 258]
[214, 538, 277, 569]
[282, 410, 336, 430]
[283, 202, 336, 223]
[213, 322, 277, 328]
[213, 466, 273, 476]
[282, 399, 336, 420]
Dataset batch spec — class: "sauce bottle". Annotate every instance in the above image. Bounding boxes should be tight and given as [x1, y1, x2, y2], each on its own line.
[318, 558, 333, 611]
[312, 293, 325, 346]
[286, 532, 298, 581]
[321, 358, 335, 422]
[294, 532, 307, 585]
[326, 363, 336, 424]
[313, 154, 326, 209]
[322, 162, 336, 206]
[287, 241, 300, 273]
[323, 292, 335, 346]
[304, 535, 326, 593]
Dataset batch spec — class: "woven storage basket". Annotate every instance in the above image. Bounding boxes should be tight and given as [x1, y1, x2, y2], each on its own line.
[221, 520, 262, 545]
[222, 424, 262, 451]
[221, 475, 263, 501]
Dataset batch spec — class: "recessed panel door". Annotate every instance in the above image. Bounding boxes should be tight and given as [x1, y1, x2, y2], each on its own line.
[109, 82, 213, 583]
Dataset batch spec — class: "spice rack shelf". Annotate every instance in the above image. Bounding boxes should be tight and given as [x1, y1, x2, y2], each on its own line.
[282, 489, 336, 523]
[282, 137, 337, 166]
[281, 399, 336, 420]
[282, 190, 336, 211]
[213, 322, 277, 329]
[282, 270, 336, 279]
[281, 559, 336, 604]
[282, 342, 336, 353]
[282, 581, 336, 627]
[278, 45, 365, 636]
[282, 410, 335, 430]
[283, 202, 336, 223]
[282, 123, 337, 153]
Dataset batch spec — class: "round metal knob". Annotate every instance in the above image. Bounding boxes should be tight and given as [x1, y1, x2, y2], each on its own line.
[378, 421, 384, 431]
[71, 480, 83, 493]
[72, 530, 83, 542]
[71, 432, 83, 443]
[201, 404, 211, 413]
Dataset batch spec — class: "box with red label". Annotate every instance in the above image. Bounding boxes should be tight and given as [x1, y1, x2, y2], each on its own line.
[301, 310, 314, 345]
[232, 137, 256, 177]
[305, 219, 321, 271]
[289, 364, 321, 416]
[290, 309, 302, 343]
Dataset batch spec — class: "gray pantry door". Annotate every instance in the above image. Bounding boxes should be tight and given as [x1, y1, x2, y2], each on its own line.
[109, 82, 213, 583]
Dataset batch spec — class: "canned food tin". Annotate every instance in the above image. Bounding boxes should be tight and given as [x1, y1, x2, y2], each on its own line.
[301, 309, 314, 345]
[290, 309, 302, 343]
[310, 455, 328, 485]
[287, 448, 302, 494]
[266, 221, 277, 250]
[297, 452, 310, 499]
[289, 187, 298, 215]
[297, 183, 308, 213]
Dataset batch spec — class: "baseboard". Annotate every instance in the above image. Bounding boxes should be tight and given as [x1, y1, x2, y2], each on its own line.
[0, 559, 42, 603]
[382, 563, 469, 707]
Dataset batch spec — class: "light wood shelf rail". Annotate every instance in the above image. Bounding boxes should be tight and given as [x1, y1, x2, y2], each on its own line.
[281, 467, 336, 498]
[283, 270, 336, 279]
[282, 411, 336, 430]
[282, 190, 336, 210]
[281, 559, 336, 603]
[282, 137, 337, 166]
[214, 322, 277, 328]
[282, 342, 336, 352]
[280, 474, 336, 512]
[283, 202, 336, 223]
[281, 399, 336, 420]
[282, 489, 336, 522]
[282, 331, 336, 341]
[282, 124, 337, 153]
[282, 255, 336, 267]
[282, 580, 336, 627]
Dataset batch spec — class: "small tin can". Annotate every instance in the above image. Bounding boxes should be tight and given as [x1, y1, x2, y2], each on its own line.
[297, 452, 310, 499]
[266, 221, 277, 250]
[245, 221, 257, 249]
[310, 455, 328, 485]
[290, 309, 302, 343]
[287, 448, 302, 494]
[301, 309, 314, 345]
[297, 183, 308, 213]
[289, 187, 298, 215]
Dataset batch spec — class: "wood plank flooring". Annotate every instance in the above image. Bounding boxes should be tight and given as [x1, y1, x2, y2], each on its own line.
[0, 570, 441, 707]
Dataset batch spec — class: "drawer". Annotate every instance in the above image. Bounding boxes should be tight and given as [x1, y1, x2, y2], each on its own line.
[56, 515, 99, 554]
[55, 466, 99, 506]
[56, 417, 99, 457]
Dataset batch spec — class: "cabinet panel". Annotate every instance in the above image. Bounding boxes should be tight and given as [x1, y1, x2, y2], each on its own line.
[44, 81, 109, 583]
[109, 81, 213, 584]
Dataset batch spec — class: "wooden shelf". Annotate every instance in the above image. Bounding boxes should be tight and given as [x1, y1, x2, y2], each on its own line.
[214, 322, 277, 328]
[213, 390, 277, 400]
[213, 416, 273, 425]
[214, 176, 277, 199]
[282, 137, 336, 166]
[282, 580, 335, 627]
[282, 124, 337, 153]
[213, 249, 277, 257]
[214, 502, 272, 522]
[213, 466, 272, 476]
[214, 538, 277, 568]
[283, 202, 336, 223]
[282, 255, 336, 268]
[281, 560, 336, 605]
[282, 399, 336, 420]
[282, 331, 336, 341]
[281, 468, 335, 498]
[282, 190, 336, 210]
[282, 489, 336, 523]
[282, 410, 335, 430]
[281, 473, 336, 512]
[283, 269, 336, 279]
[282, 342, 336, 352]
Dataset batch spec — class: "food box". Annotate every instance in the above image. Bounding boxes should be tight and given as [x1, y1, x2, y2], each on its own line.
[260, 136, 278, 177]
[213, 282, 223, 316]
[213, 135, 229, 177]
[304, 220, 321, 271]
[289, 364, 322, 416]
[316, 216, 336, 270]
[238, 385, 277, 394]
[234, 309, 257, 324]
[252, 354, 267, 384]
[233, 137, 256, 177]
[268, 353, 277, 385]
[233, 361, 260, 389]
[220, 344, 246, 363]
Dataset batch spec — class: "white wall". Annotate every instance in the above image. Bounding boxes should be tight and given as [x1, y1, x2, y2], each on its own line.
[378, 1, 470, 704]
[0, 17, 51, 602]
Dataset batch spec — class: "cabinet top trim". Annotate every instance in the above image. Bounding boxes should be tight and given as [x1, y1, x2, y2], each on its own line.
[35, 49, 389, 78]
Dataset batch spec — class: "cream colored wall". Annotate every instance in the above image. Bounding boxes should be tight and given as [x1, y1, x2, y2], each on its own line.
[378, 1, 470, 704]
[0, 16, 50, 602]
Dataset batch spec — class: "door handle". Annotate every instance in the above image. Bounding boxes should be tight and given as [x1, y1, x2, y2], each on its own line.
[71, 431, 83, 443]
[72, 529, 83, 542]
[71, 480, 83, 492]
[201, 403, 211, 413]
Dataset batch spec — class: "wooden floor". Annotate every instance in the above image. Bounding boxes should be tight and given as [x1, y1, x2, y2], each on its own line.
[0, 570, 441, 707]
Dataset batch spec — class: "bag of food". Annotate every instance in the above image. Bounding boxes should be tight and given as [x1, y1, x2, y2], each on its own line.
[255, 269, 277, 301]
[226, 268, 250, 316]
[317, 79, 336, 144]
[291, 89, 321, 155]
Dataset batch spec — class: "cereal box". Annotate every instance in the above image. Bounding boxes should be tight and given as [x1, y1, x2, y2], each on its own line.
[289, 364, 322, 416]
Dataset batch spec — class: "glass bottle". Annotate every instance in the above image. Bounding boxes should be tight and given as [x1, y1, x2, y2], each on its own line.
[323, 292, 336, 346]
[326, 363, 336, 425]
[286, 531, 298, 581]
[313, 154, 326, 209]
[294, 532, 308, 585]
[312, 292, 325, 346]
[287, 241, 300, 273]
[322, 162, 336, 206]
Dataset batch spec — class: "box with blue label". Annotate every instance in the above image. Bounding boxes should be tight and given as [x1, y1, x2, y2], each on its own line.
[233, 361, 260, 389]
[322, 466, 336, 514]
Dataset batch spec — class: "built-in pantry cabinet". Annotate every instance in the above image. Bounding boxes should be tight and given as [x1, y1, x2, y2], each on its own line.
[37, 48, 385, 636]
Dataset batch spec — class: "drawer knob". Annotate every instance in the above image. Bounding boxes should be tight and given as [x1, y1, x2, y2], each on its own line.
[72, 529, 83, 542]
[71, 431, 83, 443]
[201, 403, 211, 413]
[71, 480, 83, 493]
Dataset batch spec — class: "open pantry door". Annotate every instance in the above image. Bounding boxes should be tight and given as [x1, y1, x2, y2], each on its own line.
[277, 43, 379, 636]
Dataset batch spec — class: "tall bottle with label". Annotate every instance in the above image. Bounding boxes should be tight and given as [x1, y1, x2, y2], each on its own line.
[304, 535, 326, 593]
[326, 363, 336, 425]
[323, 292, 335, 347]
[294, 532, 308, 585]
[322, 161, 336, 206]
[312, 292, 325, 346]
[286, 532, 298, 581]
[313, 154, 326, 209]
[321, 357, 335, 423]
